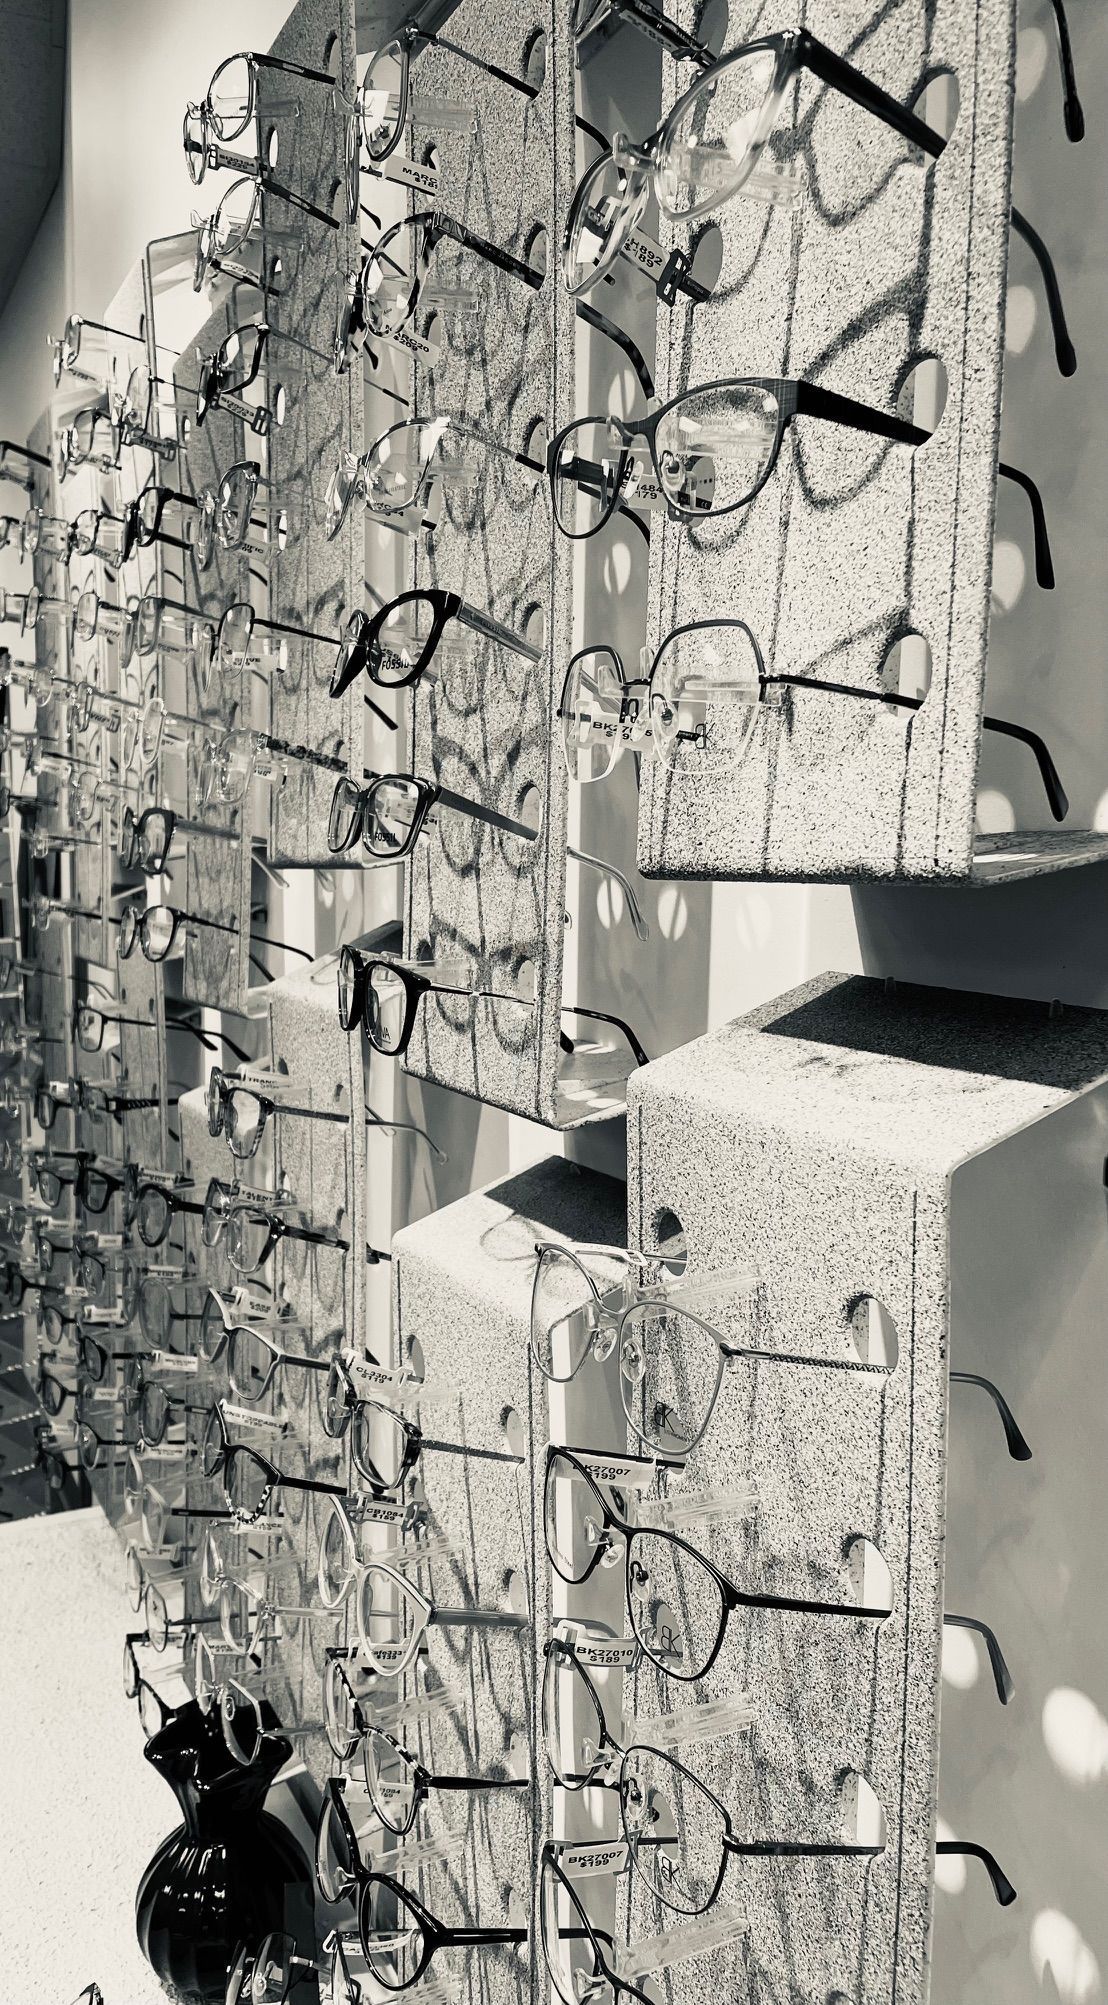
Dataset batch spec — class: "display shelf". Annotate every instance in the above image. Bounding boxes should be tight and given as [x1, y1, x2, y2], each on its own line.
[624, 970, 1108, 2001]
[634, 0, 1090, 883]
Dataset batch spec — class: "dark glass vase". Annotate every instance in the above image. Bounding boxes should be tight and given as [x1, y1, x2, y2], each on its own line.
[136, 1698, 314, 2005]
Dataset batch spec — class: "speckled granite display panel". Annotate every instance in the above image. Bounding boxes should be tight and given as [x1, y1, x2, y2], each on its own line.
[635, 0, 1088, 883]
[172, 298, 253, 1011]
[262, 0, 362, 867]
[393, 1157, 627, 2005]
[175, 1077, 332, 1790]
[394, 5, 592, 1126]
[624, 972, 1108, 2002]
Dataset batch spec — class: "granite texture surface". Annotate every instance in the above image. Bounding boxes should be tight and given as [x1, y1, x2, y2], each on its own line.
[634, 0, 1057, 883]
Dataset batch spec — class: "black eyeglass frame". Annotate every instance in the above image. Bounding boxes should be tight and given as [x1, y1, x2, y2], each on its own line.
[550, 376, 1054, 588]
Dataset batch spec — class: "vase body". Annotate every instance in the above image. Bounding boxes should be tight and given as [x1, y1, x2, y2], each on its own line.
[135, 1699, 313, 2005]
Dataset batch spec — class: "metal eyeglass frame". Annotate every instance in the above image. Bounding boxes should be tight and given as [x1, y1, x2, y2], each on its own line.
[558, 622, 1069, 821]
[549, 376, 1054, 588]
[335, 207, 543, 368]
[355, 1869, 526, 1987]
[544, 1444, 890, 1682]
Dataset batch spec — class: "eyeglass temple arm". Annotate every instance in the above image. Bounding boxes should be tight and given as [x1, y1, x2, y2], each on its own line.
[936, 1839, 1017, 1906]
[567, 845, 650, 941]
[366, 1112, 446, 1162]
[795, 31, 1074, 377]
[721, 1836, 881, 1859]
[434, 784, 539, 842]
[950, 1369, 1031, 1459]
[432, 214, 544, 289]
[943, 1611, 1014, 1704]
[429, 29, 540, 99]
[449, 598, 542, 664]
[1, 441, 50, 467]
[575, 301, 655, 403]
[260, 174, 340, 229]
[263, 53, 335, 83]
[281, 1472, 348, 1495]
[1047, 0, 1084, 139]
[768, 671, 1067, 822]
[608, 0, 710, 62]
[792, 382, 1055, 589]
[559, 1002, 650, 1068]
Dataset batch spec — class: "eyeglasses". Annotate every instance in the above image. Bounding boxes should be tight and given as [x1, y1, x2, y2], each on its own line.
[362, 1723, 527, 1840]
[550, 377, 1054, 587]
[337, 945, 650, 1070]
[194, 459, 283, 567]
[116, 901, 307, 974]
[225, 1322, 326, 1402]
[344, 25, 535, 214]
[48, 311, 151, 388]
[226, 1927, 366, 2005]
[558, 623, 1070, 819]
[197, 727, 346, 809]
[206, 1067, 349, 1161]
[194, 321, 324, 435]
[196, 599, 339, 692]
[56, 407, 123, 480]
[355, 1872, 526, 1991]
[197, 1285, 280, 1366]
[545, 1446, 892, 1680]
[620, 1742, 887, 1916]
[346, 1392, 519, 1496]
[191, 176, 307, 294]
[324, 413, 542, 536]
[221, 1439, 346, 1524]
[336, 209, 542, 370]
[132, 1180, 208, 1249]
[568, 29, 1076, 377]
[326, 768, 538, 864]
[191, 48, 336, 143]
[532, 1242, 761, 1456]
[120, 804, 237, 876]
[328, 588, 542, 701]
[355, 1553, 525, 1675]
[201, 1177, 296, 1249]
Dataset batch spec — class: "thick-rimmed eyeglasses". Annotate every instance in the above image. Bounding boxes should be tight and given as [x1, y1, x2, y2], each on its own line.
[221, 1438, 346, 1524]
[329, 588, 541, 699]
[558, 622, 1069, 820]
[120, 803, 237, 877]
[327, 768, 538, 864]
[337, 945, 650, 1069]
[206, 1067, 349, 1161]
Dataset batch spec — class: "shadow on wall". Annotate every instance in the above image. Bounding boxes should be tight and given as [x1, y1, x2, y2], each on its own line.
[854, 861, 1108, 1012]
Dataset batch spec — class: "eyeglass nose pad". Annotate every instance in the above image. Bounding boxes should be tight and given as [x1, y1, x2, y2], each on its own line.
[592, 1326, 617, 1364]
[619, 1333, 646, 1384]
[628, 1557, 650, 1599]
